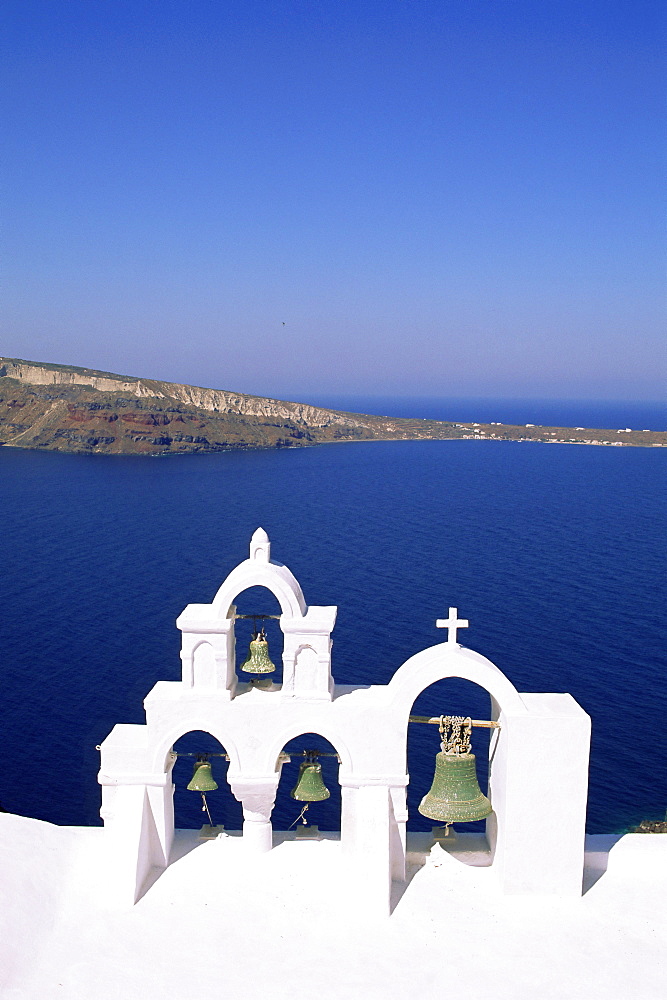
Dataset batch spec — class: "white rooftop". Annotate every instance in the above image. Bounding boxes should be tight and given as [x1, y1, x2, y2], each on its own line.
[2, 814, 664, 1000]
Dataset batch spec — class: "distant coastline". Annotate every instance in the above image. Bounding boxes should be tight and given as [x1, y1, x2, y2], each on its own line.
[1, 357, 664, 456]
[305, 394, 667, 434]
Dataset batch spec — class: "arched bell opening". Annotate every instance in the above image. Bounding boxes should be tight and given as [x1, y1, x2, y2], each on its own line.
[171, 730, 243, 833]
[271, 732, 342, 836]
[407, 677, 494, 851]
[232, 585, 284, 688]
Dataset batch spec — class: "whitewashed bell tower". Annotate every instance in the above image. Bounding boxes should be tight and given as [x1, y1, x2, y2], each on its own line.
[98, 529, 591, 914]
[177, 527, 336, 700]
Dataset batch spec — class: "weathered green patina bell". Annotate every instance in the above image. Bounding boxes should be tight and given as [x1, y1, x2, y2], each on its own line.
[239, 629, 276, 674]
[291, 759, 330, 802]
[418, 752, 492, 823]
[187, 758, 218, 792]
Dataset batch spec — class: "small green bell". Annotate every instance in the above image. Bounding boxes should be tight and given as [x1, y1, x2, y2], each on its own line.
[418, 752, 492, 824]
[187, 757, 218, 792]
[291, 756, 331, 802]
[239, 628, 276, 674]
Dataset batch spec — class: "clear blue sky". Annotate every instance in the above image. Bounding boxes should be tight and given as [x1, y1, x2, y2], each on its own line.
[2, 1, 665, 400]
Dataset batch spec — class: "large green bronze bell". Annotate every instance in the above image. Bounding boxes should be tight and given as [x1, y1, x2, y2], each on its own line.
[291, 756, 331, 802]
[187, 757, 218, 792]
[418, 751, 492, 824]
[239, 628, 276, 674]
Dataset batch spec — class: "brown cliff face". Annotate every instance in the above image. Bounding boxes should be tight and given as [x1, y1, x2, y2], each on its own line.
[0, 357, 442, 454]
[0, 358, 371, 428]
[0, 357, 664, 455]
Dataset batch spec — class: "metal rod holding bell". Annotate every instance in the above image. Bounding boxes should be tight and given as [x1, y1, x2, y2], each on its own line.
[234, 613, 281, 620]
[410, 714, 500, 728]
[173, 749, 339, 762]
[175, 751, 230, 759]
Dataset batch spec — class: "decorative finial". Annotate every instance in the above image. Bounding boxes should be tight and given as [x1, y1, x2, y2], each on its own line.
[250, 528, 270, 562]
[436, 607, 469, 645]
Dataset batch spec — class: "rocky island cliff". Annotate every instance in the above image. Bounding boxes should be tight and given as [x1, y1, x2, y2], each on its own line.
[0, 357, 664, 455]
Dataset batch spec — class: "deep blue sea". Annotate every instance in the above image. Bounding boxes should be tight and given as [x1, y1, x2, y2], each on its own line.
[0, 397, 665, 835]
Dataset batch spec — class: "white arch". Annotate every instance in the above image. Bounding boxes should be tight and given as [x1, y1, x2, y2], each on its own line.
[152, 723, 242, 775]
[261, 723, 353, 777]
[211, 560, 307, 619]
[387, 643, 527, 718]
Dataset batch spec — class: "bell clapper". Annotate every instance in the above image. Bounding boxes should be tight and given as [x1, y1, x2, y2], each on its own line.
[432, 822, 457, 845]
[288, 802, 310, 830]
[199, 792, 227, 837]
[200, 792, 214, 827]
[290, 804, 322, 840]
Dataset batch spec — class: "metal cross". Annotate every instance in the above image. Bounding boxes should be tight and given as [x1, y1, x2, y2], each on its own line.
[436, 607, 469, 645]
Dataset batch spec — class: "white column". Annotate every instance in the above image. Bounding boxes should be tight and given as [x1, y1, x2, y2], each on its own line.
[102, 785, 157, 907]
[340, 780, 392, 917]
[229, 779, 279, 854]
[176, 605, 237, 696]
[389, 784, 408, 881]
[146, 775, 175, 867]
[489, 694, 591, 895]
